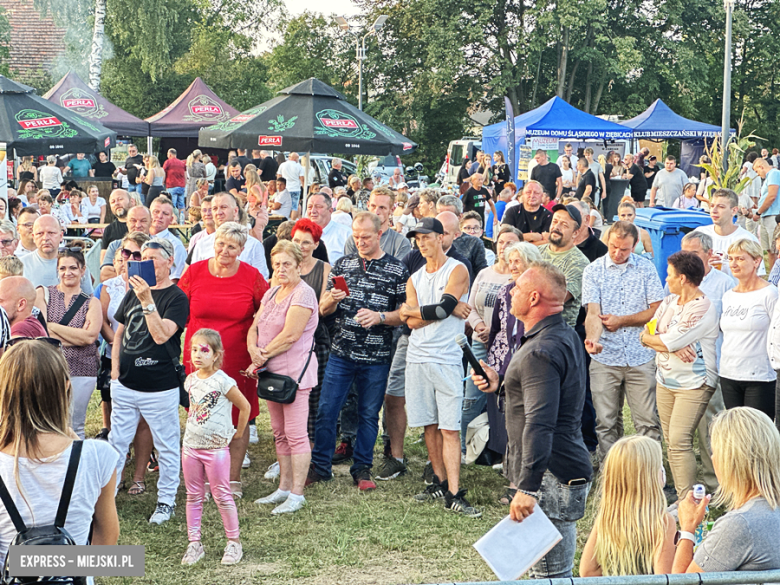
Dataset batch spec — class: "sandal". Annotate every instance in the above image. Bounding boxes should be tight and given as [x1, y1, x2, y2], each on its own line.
[498, 487, 517, 506]
[230, 481, 243, 499]
[128, 481, 146, 496]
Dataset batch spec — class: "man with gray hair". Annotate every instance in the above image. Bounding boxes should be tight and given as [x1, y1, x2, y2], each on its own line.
[0, 221, 19, 258]
[672, 230, 734, 494]
[328, 158, 347, 190]
[471, 261, 591, 576]
[437, 196, 488, 274]
[110, 236, 189, 525]
[571, 200, 607, 262]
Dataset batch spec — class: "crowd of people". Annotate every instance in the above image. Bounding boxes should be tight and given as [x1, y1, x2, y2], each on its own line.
[0, 143, 779, 579]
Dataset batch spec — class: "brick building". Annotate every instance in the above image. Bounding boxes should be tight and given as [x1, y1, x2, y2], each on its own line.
[0, 0, 65, 87]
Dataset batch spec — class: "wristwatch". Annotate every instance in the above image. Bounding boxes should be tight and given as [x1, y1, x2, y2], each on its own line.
[675, 530, 695, 545]
[142, 303, 157, 315]
[379, 312, 386, 324]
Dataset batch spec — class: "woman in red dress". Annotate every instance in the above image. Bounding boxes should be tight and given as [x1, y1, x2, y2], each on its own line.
[178, 221, 268, 497]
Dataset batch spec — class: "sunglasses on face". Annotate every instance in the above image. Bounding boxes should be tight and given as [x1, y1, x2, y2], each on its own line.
[7, 336, 62, 349]
[120, 248, 142, 261]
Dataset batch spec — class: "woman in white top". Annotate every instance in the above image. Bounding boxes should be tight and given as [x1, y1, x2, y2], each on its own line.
[81, 185, 106, 223]
[39, 155, 63, 192]
[559, 155, 575, 198]
[720, 238, 778, 421]
[462, 225, 521, 453]
[641, 251, 719, 500]
[0, 340, 119, 567]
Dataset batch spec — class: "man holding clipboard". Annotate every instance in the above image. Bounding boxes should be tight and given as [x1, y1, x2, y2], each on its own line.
[471, 261, 592, 578]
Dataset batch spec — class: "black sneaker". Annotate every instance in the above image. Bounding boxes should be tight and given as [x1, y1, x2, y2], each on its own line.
[331, 441, 353, 465]
[445, 489, 482, 518]
[375, 456, 407, 481]
[95, 427, 109, 441]
[422, 461, 434, 485]
[353, 468, 377, 491]
[304, 465, 331, 487]
[414, 477, 448, 502]
[147, 450, 159, 473]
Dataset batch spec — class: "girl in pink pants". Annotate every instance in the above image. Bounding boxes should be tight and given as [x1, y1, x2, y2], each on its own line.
[181, 329, 250, 567]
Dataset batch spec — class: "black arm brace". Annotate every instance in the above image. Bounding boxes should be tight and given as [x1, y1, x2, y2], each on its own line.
[419, 293, 459, 321]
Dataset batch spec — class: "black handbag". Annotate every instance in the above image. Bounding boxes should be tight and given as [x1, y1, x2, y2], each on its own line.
[256, 340, 315, 404]
[164, 338, 189, 409]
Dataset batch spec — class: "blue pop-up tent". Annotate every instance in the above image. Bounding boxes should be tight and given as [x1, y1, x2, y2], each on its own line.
[622, 99, 731, 139]
[482, 96, 633, 180]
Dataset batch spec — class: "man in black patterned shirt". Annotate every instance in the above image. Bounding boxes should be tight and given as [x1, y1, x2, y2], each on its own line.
[309, 212, 410, 490]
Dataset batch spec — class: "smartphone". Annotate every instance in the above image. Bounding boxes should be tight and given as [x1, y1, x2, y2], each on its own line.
[332, 275, 350, 296]
[127, 260, 157, 288]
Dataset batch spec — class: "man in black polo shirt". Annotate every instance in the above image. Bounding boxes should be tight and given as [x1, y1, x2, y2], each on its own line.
[328, 158, 348, 190]
[574, 157, 596, 200]
[225, 161, 245, 197]
[530, 150, 562, 202]
[501, 181, 553, 244]
[471, 261, 591, 578]
[254, 150, 278, 182]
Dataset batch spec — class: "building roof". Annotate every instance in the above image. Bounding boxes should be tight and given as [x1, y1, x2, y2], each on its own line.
[0, 0, 66, 85]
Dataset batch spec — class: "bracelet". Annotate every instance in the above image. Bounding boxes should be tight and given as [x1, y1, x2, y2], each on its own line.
[518, 489, 539, 500]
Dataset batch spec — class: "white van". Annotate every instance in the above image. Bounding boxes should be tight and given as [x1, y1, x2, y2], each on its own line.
[441, 139, 481, 186]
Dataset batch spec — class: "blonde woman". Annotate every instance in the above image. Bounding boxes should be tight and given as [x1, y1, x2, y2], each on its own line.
[185, 150, 206, 203]
[144, 156, 165, 207]
[244, 168, 267, 208]
[332, 196, 353, 226]
[16, 156, 37, 183]
[580, 436, 676, 576]
[673, 407, 780, 572]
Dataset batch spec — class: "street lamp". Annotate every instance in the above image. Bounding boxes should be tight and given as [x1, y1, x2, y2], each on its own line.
[335, 15, 388, 110]
[721, 0, 735, 165]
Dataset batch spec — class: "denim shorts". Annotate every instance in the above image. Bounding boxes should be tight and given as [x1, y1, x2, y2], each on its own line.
[405, 362, 464, 431]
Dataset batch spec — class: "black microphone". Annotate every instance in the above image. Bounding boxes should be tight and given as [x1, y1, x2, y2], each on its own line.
[456, 333, 487, 379]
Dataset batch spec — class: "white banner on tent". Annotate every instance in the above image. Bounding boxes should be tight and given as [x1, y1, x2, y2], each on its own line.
[529, 137, 559, 151]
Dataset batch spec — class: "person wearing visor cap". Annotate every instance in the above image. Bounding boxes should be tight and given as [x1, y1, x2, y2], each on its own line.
[538, 204, 590, 328]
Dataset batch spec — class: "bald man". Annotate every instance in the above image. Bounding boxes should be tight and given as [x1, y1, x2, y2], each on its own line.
[0, 276, 46, 337]
[471, 261, 592, 578]
[21, 216, 93, 293]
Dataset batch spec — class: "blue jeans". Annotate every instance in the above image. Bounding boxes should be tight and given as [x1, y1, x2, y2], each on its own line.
[311, 355, 390, 479]
[461, 340, 488, 453]
[289, 190, 301, 211]
[338, 383, 358, 443]
[126, 183, 140, 193]
[530, 471, 591, 578]
[168, 186, 186, 209]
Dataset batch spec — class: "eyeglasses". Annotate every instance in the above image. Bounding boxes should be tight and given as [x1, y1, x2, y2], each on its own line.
[7, 336, 62, 349]
[462, 226, 481, 233]
[0, 239, 15, 247]
[141, 241, 170, 257]
[120, 248, 142, 261]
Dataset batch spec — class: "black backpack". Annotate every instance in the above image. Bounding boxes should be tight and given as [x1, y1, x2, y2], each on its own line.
[0, 440, 87, 585]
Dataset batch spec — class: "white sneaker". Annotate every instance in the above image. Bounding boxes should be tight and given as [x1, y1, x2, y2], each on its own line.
[249, 425, 259, 444]
[255, 489, 290, 505]
[242, 452, 251, 469]
[149, 502, 175, 525]
[221, 541, 243, 565]
[264, 461, 280, 480]
[181, 541, 204, 565]
[271, 495, 306, 515]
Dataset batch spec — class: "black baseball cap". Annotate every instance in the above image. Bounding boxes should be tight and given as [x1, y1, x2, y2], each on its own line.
[407, 217, 444, 238]
[551, 204, 583, 229]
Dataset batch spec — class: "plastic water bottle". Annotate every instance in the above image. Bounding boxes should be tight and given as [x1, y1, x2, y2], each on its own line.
[692, 484, 708, 546]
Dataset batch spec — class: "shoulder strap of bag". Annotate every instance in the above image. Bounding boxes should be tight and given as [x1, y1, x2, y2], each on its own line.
[59, 293, 89, 327]
[296, 340, 316, 385]
[54, 440, 83, 528]
[0, 469, 26, 532]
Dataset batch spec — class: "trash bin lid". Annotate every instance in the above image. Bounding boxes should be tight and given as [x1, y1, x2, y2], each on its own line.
[633, 207, 713, 232]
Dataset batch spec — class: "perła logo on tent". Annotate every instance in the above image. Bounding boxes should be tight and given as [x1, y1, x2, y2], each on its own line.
[258, 135, 282, 147]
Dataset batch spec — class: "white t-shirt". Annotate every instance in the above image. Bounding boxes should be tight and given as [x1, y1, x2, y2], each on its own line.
[652, 294, 719, 389]
[272, 189, 292, 219]
[320, 219, 352, 263]
[183, 370, 237, 450]
[0, 440, 118, 566]
[693, 224, 766, 277]
[39, 166, 63, 190]
[80, 197, 106, 221]
[278, 160, 304, 192]
[720, 285, 778, 382]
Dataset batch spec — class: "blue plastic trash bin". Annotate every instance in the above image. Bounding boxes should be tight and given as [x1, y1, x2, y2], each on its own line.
[631, 207, 713, 281]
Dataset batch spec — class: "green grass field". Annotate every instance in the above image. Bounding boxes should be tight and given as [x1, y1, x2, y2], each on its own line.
[87, 396, 657, 585]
